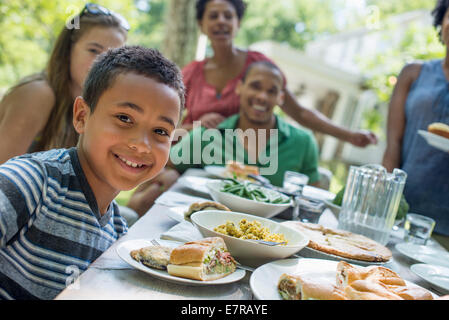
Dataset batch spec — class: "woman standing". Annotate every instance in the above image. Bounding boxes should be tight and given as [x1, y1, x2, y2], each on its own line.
[180, 0, 378, 147]
[382, 0, 449, 246]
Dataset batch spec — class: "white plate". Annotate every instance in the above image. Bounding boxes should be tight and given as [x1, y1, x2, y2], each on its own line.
[395, 243, 449, 268]
[418, 130, 449, 152]
[296, 246, 391, 267]
[116, 239, 246, 286]
[191, 210, 309, 268]
[250, 258, 434, 300]
[206, 180, 292, 219]
[411, 264, 449, 294]
[303, 186, 335, 201]
[204, 165, 226, 178]
[177, 176, 217, 195]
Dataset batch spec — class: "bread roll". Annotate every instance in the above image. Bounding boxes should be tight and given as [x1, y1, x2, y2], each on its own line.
[428, 122, 449, 139]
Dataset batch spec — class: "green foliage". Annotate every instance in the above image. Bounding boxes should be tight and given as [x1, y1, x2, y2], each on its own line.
[0, 0, 136, 88]
[358, 22, 445, 105]
[236, 0, 339, 50]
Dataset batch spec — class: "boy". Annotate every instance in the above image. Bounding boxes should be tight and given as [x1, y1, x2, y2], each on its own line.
[0, 46, 184, 299]
[169, 61, 319, 187]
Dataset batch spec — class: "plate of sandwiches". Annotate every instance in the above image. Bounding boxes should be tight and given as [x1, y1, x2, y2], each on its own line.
[418, 122, 449, 152]
[251, 258, 438, 300]
[282, 221, 392, 266]
[117, 237, 245, 286]
[165, 201, 231, 223]
[204, 161, 260, 181]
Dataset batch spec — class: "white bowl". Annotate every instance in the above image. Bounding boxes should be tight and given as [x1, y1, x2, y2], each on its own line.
[206, 180, 292, 218]
[190, 210, 309, 267]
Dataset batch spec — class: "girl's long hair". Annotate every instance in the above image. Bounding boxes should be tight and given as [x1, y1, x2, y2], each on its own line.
[6, 12, 127, 152]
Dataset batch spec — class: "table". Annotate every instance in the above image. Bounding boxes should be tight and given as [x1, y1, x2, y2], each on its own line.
[55, 169, 447, 300]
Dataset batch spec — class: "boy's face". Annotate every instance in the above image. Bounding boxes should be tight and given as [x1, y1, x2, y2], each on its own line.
[73, 72, 181, 193]
[236, 65, 284, 125]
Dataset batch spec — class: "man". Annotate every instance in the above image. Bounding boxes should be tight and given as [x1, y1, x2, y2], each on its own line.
[169, 61, 320, 187]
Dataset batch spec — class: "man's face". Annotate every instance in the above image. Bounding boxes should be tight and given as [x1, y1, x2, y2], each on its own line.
[73, 72, 181, 194]
[236, 65, 284, 125]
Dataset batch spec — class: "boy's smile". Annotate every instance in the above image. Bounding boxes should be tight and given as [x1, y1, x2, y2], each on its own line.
[73, 72, 181, 213]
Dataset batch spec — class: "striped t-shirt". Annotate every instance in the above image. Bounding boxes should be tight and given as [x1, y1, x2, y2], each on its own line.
[0, 148, 128, 300]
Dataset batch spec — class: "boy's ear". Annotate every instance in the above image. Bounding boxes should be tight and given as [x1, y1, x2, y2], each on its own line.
[73, 96, 90, 134]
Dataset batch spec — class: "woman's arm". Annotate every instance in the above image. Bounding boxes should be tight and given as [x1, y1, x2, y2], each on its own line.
[0, 80, 54, 163]
[280, 88, 378, 147]
[382, 63, 421, 172]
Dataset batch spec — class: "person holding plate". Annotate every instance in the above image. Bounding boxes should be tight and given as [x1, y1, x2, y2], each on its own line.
[382, 0, 449, 247]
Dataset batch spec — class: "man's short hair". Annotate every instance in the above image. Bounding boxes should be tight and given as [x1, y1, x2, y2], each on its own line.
[82, 45, 185, 112]
[241, 61, 284, 86]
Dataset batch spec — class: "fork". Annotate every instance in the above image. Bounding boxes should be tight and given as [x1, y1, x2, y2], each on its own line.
[151, 239, 161, 246]
[249, 239, 287, 246]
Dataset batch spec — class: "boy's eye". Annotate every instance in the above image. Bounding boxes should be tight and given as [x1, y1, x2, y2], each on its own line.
[88, 48, 101, 55]
[154, 128, 169, 137]
[117, 114, 132, 123]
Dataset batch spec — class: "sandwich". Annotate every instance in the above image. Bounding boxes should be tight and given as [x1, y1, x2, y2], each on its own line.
[167, 237, 236, 281]
[428, 122, 449, 139]
[224, 161, 259, 180]
[336, 261, 405, 288]
[130, 245, 173, 270]
[337, 261, 433, 300]
[184, 201, 230, 221]
[344, 279, 403, 300]
[278, 273, 346, 300]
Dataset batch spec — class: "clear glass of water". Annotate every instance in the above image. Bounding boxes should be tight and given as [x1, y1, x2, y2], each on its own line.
[404, 213, 435, 245]
[283, 171, 309, 194]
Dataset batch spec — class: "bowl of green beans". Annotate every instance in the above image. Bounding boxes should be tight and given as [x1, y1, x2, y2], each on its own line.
[206, 179, 293, 218]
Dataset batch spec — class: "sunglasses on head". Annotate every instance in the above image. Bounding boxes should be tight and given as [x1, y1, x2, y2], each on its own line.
[80, 3, 130, 31]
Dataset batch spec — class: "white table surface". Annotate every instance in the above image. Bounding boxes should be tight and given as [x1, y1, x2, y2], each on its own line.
[55, 169, 447, 300]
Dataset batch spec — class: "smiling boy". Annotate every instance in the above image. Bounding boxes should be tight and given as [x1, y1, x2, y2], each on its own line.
[0, 46, 184, 300]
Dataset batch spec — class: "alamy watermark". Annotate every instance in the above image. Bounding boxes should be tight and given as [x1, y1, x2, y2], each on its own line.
[170, 121, 279, 175]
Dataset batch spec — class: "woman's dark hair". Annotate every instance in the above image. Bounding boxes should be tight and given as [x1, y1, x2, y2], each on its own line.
[195, 0, 247, 21]
[83, 46, 185, 113]
[431, 0, 449, 40]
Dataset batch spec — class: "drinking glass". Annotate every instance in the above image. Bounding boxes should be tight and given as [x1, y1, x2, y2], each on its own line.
[404, 213, 435, 245]
[283, 171, 309, 194]
[337, 164, 407, 245]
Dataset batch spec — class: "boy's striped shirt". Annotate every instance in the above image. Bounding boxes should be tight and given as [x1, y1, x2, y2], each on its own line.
[0, 148, 128, 299]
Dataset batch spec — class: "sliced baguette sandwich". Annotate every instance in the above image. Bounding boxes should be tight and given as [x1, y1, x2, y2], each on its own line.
[278, 273, 346, 300]
[167, 237, 236, 281]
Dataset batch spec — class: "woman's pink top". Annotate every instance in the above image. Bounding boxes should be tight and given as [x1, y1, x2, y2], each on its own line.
[181, 50, 285, 124]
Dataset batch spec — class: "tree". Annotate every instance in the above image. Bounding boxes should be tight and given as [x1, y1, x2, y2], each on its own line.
[161, 0, 198, 68]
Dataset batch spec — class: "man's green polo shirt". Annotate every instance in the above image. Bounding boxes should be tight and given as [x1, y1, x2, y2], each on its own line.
[170, 114, 319, 186]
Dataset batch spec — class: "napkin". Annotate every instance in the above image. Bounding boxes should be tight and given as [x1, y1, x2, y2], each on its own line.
[154, 191, 210, 207]
[160, 221, 204, 243]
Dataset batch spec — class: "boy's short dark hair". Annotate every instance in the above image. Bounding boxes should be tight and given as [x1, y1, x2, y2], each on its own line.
[242, 61, 284, 86]
[432, 0, 449, 40]
[196, 0, 247, 21]
[83, 45, 185, 113]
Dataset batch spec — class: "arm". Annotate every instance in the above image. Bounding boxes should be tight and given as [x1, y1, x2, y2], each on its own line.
[0, 158, 44, 247]
[280, 89, 378, 147]
[382, 64, 421, 172]
[0, 80, 54, 163]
